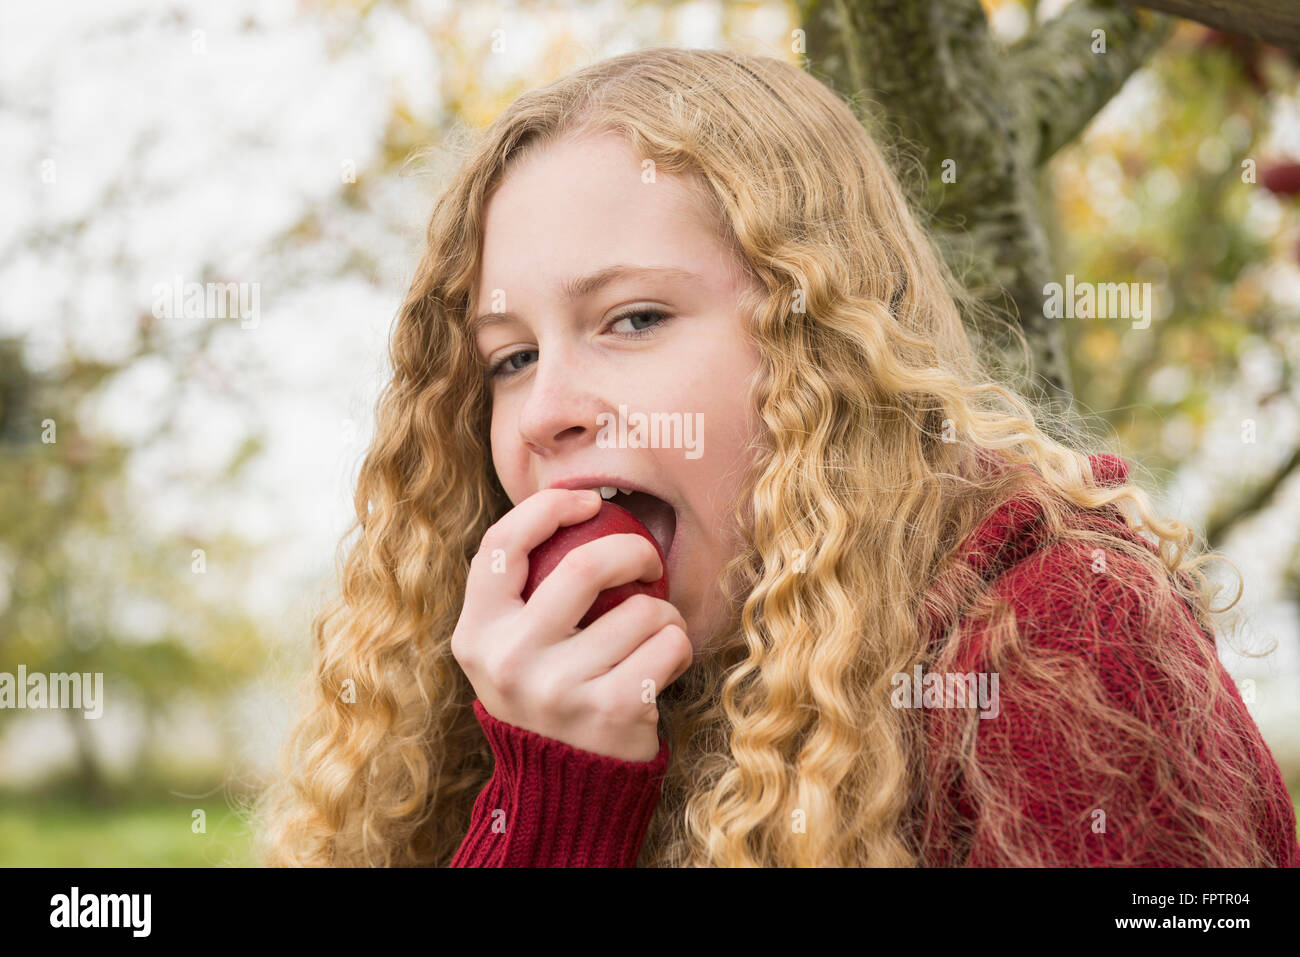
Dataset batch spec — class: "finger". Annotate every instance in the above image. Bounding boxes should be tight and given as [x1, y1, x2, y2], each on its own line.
[598, 624, 694, 712]
[465, 488, 603, 612]
[523, 532, 665, 640]
[554, 594, 688, 679]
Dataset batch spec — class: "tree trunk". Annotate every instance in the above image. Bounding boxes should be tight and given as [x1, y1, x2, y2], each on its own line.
[797, 0, 1175, 414]
[65, 706, 112, 808]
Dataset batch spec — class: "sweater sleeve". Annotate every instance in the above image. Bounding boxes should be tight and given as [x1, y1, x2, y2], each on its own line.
[924, 539, 1300, 867]
[449, 698, 670, 867]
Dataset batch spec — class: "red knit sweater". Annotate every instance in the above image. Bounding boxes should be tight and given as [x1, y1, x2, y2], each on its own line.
[450, 454, 1300, 867]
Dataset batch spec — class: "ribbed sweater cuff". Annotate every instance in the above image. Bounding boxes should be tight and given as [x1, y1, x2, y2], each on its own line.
[451, 698, 670, 867]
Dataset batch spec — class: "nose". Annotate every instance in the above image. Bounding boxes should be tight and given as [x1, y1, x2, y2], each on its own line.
[516, 342, 611, 456]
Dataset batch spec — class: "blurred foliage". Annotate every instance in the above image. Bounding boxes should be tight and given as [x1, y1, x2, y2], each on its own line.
[1053, 26, 1296, 454]
[1049, 20, 1299, 496]
[0, 326, 271, 807]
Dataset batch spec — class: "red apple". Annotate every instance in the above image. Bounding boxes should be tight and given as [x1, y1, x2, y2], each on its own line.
[1261, 161, 1300, 197]
[522, 500, 669, 628]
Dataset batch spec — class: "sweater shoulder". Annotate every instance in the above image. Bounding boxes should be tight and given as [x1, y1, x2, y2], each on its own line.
[926, 513, 1300, 866]
[992, 527, 1200, 642]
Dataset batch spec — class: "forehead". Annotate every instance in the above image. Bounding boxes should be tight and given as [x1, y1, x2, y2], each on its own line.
[473, 131, 725, 308]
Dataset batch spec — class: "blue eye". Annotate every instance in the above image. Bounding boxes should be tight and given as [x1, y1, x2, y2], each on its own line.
[490, 348, 537, 378]
[486, 308, 672, 379]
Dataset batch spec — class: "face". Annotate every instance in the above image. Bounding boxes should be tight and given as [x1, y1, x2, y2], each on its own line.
[471, 130, 766, 650]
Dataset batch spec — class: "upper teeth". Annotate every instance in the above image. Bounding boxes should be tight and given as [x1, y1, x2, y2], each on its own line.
[597, 486, 633, 499]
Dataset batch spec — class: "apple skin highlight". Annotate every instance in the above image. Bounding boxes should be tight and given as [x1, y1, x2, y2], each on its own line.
[522, 500, 669, 628]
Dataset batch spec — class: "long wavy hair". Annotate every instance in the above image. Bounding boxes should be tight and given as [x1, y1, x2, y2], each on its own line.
[254, 46, 1282, 866]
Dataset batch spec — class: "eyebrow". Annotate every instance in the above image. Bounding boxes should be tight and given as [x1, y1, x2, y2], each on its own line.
[470, 264, 701, 336]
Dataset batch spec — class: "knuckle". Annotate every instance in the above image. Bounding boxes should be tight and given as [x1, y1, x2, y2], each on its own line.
[623, 592, 661, 626]
[476, 525, 507, 559]
[484, 643, 525, 694]
[534, 670, 572, 713]
[662, 623, 692, 658]
[590, 688, 630, 725]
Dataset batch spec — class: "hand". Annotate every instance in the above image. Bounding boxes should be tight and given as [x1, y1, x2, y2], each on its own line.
[451, 488, 693, 762]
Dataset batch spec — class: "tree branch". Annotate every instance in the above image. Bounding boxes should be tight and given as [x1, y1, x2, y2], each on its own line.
[1012, 3, 1176, 164]
[1206, 442, 1300, 548]
[1119, 0, 1300, 53]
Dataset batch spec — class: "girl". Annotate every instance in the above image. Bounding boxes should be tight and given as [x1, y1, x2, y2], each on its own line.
[256, 47, 1299, 867]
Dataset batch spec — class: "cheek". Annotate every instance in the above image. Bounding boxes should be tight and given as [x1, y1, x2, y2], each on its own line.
[490, 409, 504, 454]
[488, 410, 514, 496]
[489, 395, 517, 454]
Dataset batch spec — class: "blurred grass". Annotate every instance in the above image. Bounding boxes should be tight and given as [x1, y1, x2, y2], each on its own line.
[0, 792, 256, 867]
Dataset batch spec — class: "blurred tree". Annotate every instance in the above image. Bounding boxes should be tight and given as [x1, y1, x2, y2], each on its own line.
[1047, 20, 1300, 553]
[0, 326, 269, 806]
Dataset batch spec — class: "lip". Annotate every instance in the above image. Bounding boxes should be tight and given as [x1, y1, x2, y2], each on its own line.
[664, 514, 680, 593]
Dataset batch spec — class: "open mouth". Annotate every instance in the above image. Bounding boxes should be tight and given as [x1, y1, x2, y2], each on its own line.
[605, 489, 676, 559]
